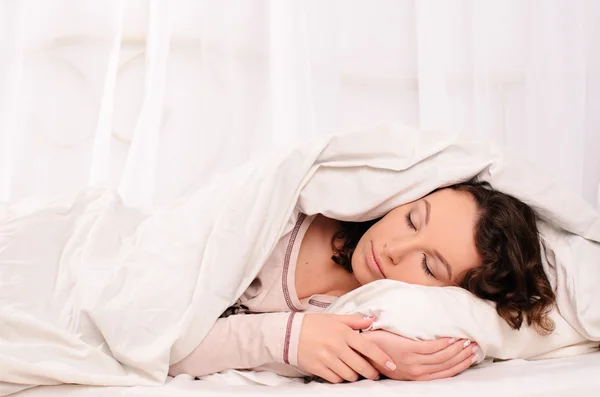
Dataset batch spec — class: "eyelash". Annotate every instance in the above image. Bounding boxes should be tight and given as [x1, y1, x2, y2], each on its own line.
[421, 254, 433, 277]
[406, 212, 434, 278]
[405, 212, 416, 230]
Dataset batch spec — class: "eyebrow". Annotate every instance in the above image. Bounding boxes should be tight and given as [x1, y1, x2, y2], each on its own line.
[423, 199, 453, 281]
[423, 199, 431, 225]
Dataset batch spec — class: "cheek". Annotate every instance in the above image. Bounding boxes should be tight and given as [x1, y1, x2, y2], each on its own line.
[350, 239, 365, 270]
[386, 264, 434, 286]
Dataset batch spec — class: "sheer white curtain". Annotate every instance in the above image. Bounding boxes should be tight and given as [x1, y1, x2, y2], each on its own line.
[0, 0, 598, 210]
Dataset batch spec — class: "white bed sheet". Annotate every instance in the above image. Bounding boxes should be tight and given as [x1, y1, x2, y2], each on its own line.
[15, 351, 600, 397]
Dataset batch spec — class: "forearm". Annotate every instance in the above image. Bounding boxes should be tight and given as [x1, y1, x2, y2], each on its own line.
[169, 312, 306, 377]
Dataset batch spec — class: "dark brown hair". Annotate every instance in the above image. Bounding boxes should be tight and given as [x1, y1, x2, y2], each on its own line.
[331, 180, 556, 335]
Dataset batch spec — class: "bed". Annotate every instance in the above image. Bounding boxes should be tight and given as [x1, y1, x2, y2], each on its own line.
[3, 127, 600, 396]
[14, 351, 600, 397]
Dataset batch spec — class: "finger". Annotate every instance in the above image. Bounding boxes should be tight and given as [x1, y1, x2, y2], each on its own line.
[339, 347, 380, 381]
[419, 352, 477, 381]
[418, 339, 473, 365]
[413, 337, 458, 354]
[318, 367, 345, 384]
[333, 314, 376, 330]
[328, 358, 360, 382]
[425, 343, 479, 373]
[346, 331, 396, 372]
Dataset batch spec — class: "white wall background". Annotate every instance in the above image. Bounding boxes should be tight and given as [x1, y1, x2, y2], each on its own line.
[0, 0, 598, 210]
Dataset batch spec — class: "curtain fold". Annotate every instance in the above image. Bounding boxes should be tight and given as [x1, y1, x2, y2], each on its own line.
[89, 0, 123, 190]
[0, 0, 598, 209]
[0, 0, 24, 202]
[117, 0, 171, 209]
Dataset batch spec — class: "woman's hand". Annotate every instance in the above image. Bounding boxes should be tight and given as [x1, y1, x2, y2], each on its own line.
[362, 330, 479, 381]
[297, 314, 396, 383]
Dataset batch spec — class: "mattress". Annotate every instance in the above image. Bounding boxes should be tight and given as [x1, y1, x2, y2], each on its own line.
[14, 351, 600, 397]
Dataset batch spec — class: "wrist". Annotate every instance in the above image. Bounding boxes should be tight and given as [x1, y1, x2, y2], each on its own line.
[281, 312, 305, 367]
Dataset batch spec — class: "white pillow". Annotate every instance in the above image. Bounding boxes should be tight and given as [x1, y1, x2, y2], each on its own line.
[326, 278, 597, 362]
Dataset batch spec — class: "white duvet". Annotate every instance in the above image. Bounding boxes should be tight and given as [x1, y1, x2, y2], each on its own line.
[1, 124, 599, 395]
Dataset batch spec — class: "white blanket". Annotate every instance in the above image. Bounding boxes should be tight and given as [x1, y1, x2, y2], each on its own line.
[1, 124, 599, 395]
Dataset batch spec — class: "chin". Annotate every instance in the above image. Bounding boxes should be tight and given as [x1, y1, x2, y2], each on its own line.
[354, 262, 371, 286]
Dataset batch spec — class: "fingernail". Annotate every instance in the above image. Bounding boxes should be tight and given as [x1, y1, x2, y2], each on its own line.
[471, 355, 477, 364]
[448, 338, 456, 345]
[385, 361, 397, 371]
[463, 340, 471, 348]
[472, 346, 480, 354]
[364, 315, 376, 320]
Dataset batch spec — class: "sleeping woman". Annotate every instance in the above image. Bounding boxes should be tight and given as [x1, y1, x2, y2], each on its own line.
[169, 180, 556, 383]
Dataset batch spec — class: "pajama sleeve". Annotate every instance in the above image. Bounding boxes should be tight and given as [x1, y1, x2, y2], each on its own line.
[169, 312, 307, 378]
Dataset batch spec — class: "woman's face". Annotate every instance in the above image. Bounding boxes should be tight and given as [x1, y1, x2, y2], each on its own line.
[351, 188, 482, 287]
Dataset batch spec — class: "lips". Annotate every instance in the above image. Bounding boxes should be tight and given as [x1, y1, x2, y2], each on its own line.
[369, 242, 384, 278]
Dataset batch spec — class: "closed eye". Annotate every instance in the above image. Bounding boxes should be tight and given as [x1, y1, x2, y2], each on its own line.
[405, 212, 416, 231]
[407, 212, 435, 278]
[421, 254, 434, 277]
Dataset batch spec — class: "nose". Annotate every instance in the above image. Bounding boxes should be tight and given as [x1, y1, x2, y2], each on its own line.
[384, 238, 425, 265]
